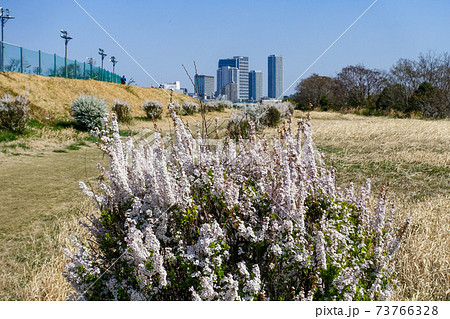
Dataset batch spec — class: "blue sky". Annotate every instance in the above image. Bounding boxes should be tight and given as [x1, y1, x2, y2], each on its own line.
[2, 0, 450, 95]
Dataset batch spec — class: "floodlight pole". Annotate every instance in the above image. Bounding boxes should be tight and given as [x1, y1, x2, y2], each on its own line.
[98, 48, 107, 80]
[60, 30, 72, 77]
[98, 48, 107, 69]
[1, 7, 15, 72]
[110, 56, 117, 74]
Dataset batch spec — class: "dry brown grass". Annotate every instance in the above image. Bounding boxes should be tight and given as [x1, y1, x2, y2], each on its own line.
[1, 200, 94, 301]
[21, 201, 94, 301]
[0, 72, 197, 119]
[289, 111, 450, 300]
[393, 196, 449, 301]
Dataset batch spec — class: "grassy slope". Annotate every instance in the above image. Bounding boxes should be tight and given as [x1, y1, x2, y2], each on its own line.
[0, 72, 196, 119]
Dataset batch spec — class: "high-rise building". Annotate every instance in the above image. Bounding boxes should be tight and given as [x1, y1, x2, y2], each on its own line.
[195, 75, 215, 99]
[268, 55, 284, 99]
[249, 70, 263, 101]
[216, 56, 249, 101]
[217, 66, 239, 99]
[223, 82, 239, 102]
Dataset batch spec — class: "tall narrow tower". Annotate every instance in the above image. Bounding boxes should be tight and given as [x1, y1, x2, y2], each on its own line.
[249, 70, 263, 101]
[268, 55, 284, 99]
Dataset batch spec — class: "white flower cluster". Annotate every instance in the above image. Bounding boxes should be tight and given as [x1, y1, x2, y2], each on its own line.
[0, 94, 30, 133]
[181, 101, 199, 115]
[65, 112, 409, 301]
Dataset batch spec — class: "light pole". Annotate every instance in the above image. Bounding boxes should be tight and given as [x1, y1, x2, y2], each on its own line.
[98, 48, 107, 69]
[60, 30, 72, 77]
[0, 7, 14, 72]
[98, 48, 107, 80]
[86, 57, 95, 79]
[110, 56, 117, 74]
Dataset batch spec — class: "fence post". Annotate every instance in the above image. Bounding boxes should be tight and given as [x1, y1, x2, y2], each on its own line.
[20, 47, 23, 73]
[38, 50, 41, 75]
[74, 60, 77, 79]
[0, 42, 3, 72]
[83, 62, 86, 79]
[90, 63, 92, 79]
[54, 54, 57, 77]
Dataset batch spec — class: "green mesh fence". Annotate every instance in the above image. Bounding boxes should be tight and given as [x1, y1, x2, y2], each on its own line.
[40, 51, 55, 76]
[0, 42, 121, 83]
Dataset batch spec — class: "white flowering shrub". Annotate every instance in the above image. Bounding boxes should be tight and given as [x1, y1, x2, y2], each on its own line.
[181, 101, 199, 115]
[142, 100, 163, 120]
[112, 100, 132, 123]
[71, 95, 108, 131]
[65, 112, 409, 301]
[0, 94, 30, 133]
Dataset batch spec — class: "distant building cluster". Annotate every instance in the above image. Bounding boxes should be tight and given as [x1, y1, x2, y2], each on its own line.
[166, 55, 284, 103]
[212, 55, 284, 102]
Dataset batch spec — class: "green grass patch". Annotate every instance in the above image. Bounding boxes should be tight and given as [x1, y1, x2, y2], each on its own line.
[5, 143, 30, 150]
[50, 120, 76, 131]
[65, 144, 81, 151]
[53, 149, 67, 153]
[0, 130, 19, 143]
[27, 119, 45, 130]
[83, 135, 100, 143]
[119, 129, 137, 137]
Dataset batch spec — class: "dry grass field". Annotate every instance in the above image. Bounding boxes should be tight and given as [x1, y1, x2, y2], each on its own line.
[0, 75, 448, 300]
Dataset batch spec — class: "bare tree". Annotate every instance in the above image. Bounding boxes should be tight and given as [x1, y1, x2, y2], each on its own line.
[294, 74, 336, 109]
[337, 64, 386, 108]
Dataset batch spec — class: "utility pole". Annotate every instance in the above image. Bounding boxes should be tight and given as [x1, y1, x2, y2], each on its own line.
[0, 7, 15, 72]
[60, 30, 72, 77]
[110, 56, 117, 74]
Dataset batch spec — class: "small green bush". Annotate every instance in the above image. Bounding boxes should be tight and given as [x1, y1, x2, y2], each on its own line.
[112, 100, 132, 123]
[182, 101, 199, 115]
[0, 94, 30, 133]
[142, 100, 163, 120]
[71, 95, 108, 131]
[227, 113, 251, 139]
[262, 106, 281, 127]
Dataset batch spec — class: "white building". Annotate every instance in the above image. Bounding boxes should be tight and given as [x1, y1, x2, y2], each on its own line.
[161, 81, 181, 91]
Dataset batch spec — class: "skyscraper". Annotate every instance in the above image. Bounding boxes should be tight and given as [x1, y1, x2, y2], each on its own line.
[216, 56, 249, 101]
[195, 75, 215, 99]
[268, 55, 284, 99]
[249, 70, 263, 101]
[217, 66, 239, 100]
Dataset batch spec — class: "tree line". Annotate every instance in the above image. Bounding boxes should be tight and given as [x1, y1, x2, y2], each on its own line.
[293, 52, 450, 118]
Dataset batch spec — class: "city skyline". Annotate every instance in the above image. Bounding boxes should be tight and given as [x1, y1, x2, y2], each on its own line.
[1, 1, 450, 96]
